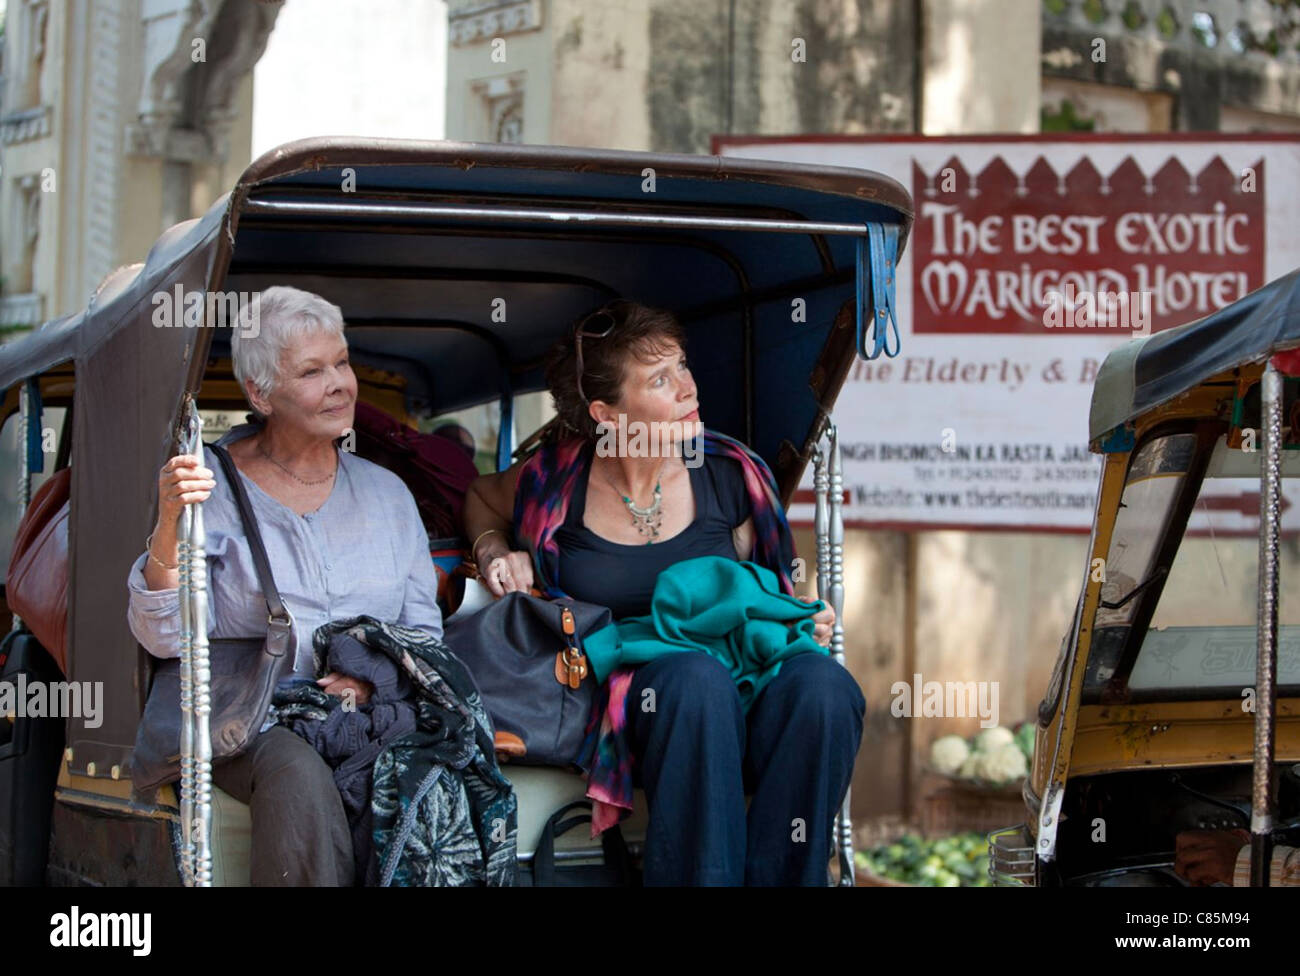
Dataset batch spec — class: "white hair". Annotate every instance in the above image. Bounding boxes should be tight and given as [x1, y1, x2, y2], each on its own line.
[231, 286, 346, 417]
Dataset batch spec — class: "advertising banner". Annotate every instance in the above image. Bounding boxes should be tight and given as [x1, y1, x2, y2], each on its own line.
[716, 135, 1300, 532]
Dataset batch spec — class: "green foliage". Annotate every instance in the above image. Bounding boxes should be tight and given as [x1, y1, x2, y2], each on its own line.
[1156, 5, 1178, 39]
[856, 831, 993, 887]
[1041, 100, 1096, 133]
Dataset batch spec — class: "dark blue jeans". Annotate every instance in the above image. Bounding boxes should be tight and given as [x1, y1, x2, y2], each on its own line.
[627, 650, 866, 886]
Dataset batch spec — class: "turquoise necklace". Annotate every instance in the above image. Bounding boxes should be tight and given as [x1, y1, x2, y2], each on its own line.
[605, 461, 666, 543]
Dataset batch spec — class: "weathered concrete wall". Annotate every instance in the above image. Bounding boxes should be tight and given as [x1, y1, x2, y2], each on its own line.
[549, 0, 652, 150]
[644, 0, 916, 154]
[922, 0, 1041, 134]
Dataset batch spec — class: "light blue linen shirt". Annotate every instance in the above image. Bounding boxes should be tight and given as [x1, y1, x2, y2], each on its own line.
[126, 423, 443, 681]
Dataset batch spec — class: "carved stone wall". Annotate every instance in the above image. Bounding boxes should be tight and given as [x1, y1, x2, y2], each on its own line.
[1043, 0, 1300, 129]
[644, 0, 917, 153]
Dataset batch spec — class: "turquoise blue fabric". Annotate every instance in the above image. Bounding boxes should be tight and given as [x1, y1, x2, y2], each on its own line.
[583, 556, 828, 710]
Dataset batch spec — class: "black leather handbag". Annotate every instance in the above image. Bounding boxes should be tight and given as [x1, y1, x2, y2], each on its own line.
[131, 443, 294, 793]
[442, 591, 612, 768]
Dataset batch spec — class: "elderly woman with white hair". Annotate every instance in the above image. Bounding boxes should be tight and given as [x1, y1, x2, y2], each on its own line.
[126, 285, 443, 886]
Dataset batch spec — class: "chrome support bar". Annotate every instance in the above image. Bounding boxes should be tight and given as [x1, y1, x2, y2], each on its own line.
[13, 384, 30, 631]
[828, 425, 853, 886]
[1252, 362, 1281, 887]
[814, 423, 854, 886]
[177, 497, 194, 886]
[17, 382, 30, 510]
[176, 400, 212, 886]
[241, 197, 873, 237]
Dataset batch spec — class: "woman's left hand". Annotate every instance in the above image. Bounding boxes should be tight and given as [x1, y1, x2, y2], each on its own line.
[810, 604, 835, 647]
[317, 672, 375, 705]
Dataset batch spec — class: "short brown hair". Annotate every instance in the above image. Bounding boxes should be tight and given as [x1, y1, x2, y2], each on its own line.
[544, 300, 687, 441]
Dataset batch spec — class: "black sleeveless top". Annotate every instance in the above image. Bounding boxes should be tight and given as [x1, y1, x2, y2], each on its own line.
[554, 445, 751, 619]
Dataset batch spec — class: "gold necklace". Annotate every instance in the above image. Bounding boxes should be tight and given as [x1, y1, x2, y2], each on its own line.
[258, 440, 337, 486]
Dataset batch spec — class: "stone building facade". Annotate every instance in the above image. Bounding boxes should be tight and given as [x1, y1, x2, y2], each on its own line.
[0, 0, 277, 328]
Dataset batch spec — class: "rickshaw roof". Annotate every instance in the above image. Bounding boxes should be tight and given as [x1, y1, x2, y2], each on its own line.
[0, 136, 913, 433]
[1090, 269, 1300, 441]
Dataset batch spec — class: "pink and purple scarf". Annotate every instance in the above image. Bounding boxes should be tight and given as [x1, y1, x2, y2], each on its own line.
[513, 427, 797, 835]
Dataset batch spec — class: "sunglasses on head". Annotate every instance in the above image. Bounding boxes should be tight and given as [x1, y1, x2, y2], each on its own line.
[574, 304, 620, 405]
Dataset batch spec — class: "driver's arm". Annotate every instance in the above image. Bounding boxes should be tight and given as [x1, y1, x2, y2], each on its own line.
[1231, 841, 1300, 887]
[1176, 829, 1300, 885]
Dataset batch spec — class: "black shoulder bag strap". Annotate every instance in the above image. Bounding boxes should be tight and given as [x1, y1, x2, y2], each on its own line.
[208, 443, 294, 650]
[533, 800, 636, 887]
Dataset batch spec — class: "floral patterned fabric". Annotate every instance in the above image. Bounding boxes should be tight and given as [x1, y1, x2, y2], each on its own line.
[275, 615, 518, 886]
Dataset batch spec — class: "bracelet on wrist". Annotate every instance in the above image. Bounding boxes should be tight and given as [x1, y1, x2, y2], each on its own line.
[471, 527, 505, 560]
[145, 530, 180, 571]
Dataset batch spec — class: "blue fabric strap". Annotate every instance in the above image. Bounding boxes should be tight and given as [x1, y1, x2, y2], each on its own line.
[856, 224, 901, 360]
[869, 223, 901, 359]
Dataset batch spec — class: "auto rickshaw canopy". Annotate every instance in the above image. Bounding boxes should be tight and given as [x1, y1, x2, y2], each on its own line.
[1091, 268, 1300, 443]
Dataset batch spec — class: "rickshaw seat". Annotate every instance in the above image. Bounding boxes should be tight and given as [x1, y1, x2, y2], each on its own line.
[169, 769, 649, 885]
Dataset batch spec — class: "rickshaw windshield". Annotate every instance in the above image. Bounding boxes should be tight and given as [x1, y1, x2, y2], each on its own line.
[1090, 431, 1300, 700]
[1131, 434, 1300, 696]
[1094, 432, 1198, 632]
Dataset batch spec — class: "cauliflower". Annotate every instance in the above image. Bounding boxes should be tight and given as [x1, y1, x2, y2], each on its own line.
[972, 726, 1015, 754]
[973, 742, 1028, 784]
[958, 754, 981, 779]
[929, 734, 970, 775]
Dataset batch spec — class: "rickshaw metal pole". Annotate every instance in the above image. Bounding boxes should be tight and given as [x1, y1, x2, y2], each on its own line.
[176, 401, 212, 886]
[814, 425, 854, 885]
[241, 198, 872, 236]
[1251, 362, 1281, 887]
[827, 424, 853, 886]
[13, 384, 29, 631]
[177, 498, 195, 886]
[813, 443, 832, 882]
[17, 383, 30, 510]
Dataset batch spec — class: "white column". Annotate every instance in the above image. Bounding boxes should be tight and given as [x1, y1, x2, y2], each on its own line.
[921, 0, 1041, 135]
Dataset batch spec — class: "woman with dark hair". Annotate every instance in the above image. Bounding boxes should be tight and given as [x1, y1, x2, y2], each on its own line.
[463, 299, 865, 886]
